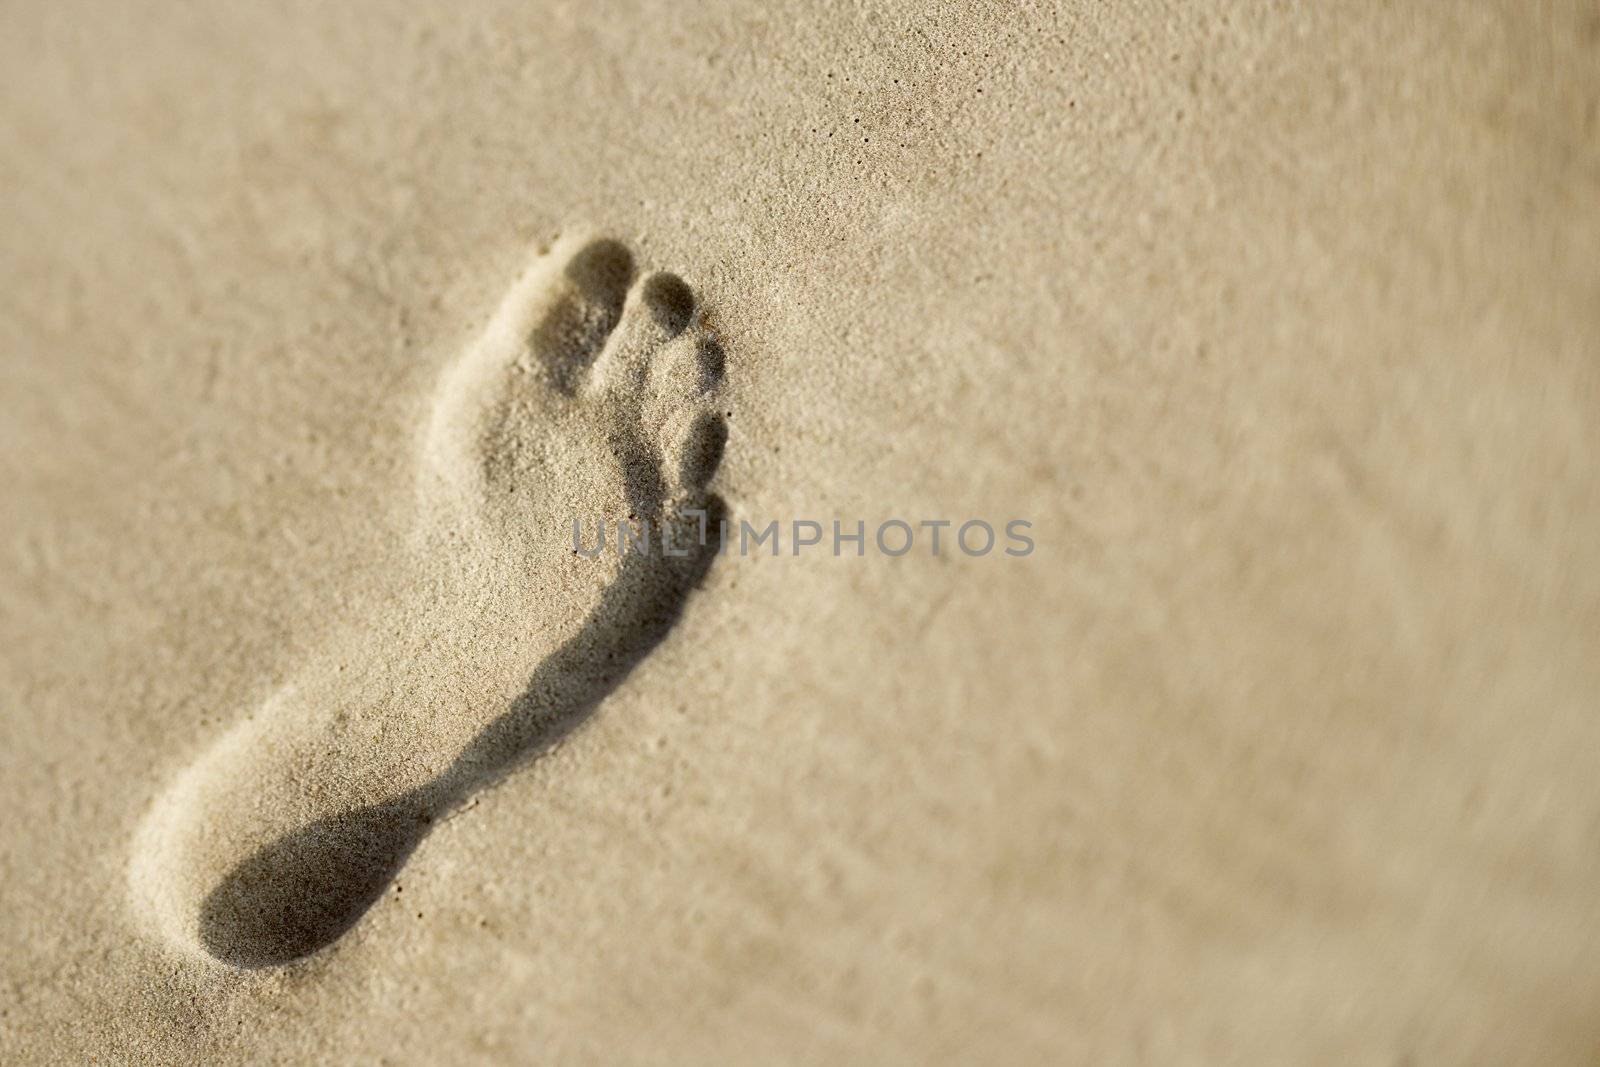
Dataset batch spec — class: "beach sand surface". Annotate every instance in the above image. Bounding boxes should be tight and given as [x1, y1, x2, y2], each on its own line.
[2, 1, 1598, 1062]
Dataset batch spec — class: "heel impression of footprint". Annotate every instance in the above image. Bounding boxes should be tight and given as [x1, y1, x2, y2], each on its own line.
[127, 235, 731, 968]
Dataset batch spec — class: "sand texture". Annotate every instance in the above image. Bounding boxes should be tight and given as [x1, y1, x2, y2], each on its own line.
[2, 1, 1599, 1063]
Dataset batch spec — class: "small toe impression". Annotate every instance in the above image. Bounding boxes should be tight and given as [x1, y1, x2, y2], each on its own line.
[532, 239, 635, 393]
[695, 337, 726, 393]
[640, 273, 695, 337]
[676, 412, 729, 491]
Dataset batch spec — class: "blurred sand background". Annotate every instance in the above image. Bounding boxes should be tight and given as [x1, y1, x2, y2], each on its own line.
[2, 1, 1598, 1062]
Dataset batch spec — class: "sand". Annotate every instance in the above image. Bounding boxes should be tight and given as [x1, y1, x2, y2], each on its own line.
[3, 1, 1598, 1063]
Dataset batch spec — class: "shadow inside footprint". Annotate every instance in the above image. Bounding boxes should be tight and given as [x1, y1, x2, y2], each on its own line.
[198, 496, 728, 968]
[199, 793, 431, 968]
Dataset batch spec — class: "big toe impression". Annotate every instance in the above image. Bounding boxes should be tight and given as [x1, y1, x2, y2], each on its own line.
[532, 238, 635, 393]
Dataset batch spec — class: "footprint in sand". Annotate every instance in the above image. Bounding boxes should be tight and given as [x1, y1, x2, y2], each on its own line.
[128, 235, 731, 968]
